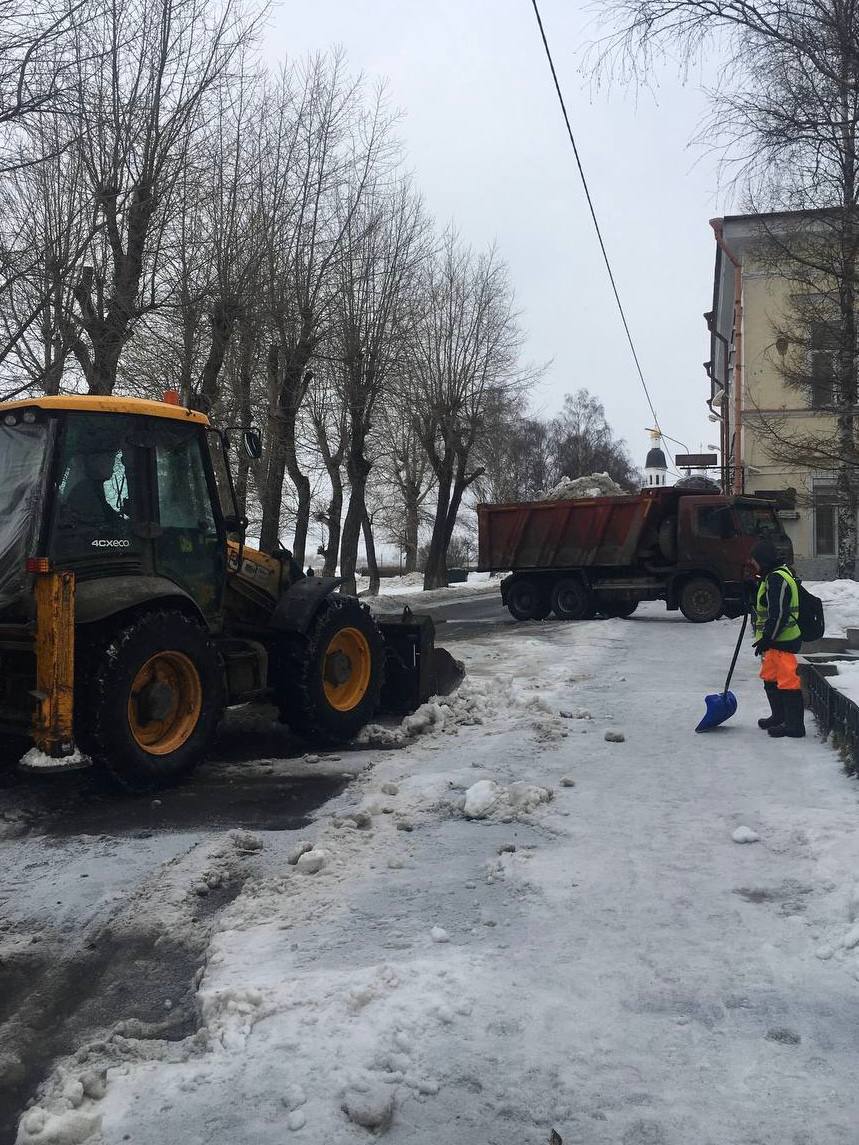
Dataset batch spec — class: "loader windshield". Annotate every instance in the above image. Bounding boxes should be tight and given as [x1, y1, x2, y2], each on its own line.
[0, 420, 49, 614]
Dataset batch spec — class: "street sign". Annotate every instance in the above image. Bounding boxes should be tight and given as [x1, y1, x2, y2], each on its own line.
[675, 453, 718, 468]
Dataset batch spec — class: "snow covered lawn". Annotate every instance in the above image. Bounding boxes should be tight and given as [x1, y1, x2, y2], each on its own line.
[805, 579, 859, 637]
[13, 608, 859, 1145]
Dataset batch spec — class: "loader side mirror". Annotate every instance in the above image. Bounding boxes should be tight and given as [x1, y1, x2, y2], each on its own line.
[242, 429, 262, 460]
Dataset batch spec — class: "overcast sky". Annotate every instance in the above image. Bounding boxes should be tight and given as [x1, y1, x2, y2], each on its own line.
[266, 0, 731, 473]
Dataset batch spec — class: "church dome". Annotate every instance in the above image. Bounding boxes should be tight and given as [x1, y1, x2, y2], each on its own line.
[645, 446, 667, 470]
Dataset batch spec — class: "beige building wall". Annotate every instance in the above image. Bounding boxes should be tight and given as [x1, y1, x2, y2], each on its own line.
[714, 217, 842, 578]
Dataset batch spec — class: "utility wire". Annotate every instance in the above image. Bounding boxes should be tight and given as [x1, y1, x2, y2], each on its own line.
[530, 0, 668, 451]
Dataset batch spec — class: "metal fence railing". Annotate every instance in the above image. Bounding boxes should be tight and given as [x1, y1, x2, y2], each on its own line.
[799, 663, 859, 778]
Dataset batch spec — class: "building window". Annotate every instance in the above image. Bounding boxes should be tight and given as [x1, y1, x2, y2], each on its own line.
[809, 322, 838, 409]
[814, 488, 838, 556]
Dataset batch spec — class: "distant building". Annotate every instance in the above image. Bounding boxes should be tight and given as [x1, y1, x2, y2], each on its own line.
[643, 431, 669, 489]
[706, 209, 839, 578]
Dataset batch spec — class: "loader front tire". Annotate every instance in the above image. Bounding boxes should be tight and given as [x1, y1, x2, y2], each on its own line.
[77, 610, 224, 791]
[277, 596, 385, 745]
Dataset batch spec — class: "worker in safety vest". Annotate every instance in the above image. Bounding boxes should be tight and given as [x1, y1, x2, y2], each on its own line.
[749, 539, 805, 739]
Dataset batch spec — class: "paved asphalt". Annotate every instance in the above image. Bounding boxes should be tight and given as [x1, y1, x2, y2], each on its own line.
[414, 589, 512, 641]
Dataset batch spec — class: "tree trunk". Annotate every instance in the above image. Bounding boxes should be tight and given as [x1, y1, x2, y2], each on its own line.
[259, 342, 312, 561]
[403, 484, 419, 574]
[340, 449, 371, 597]
[423, 465, 453, 590]
[199, 301, 237, 410]
[362, 510, 380, 596]
[323, 469, 344, 576]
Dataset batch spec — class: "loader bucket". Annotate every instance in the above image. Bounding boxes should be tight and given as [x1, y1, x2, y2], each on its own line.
[378, 608, 465, 714]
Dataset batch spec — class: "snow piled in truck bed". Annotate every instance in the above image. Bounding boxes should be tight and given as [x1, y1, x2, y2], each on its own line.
[539, 471, 627, 500]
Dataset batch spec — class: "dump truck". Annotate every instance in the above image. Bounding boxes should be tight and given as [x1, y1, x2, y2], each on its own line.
[478, 484, 792, 623]
[0, 394, 462, 789]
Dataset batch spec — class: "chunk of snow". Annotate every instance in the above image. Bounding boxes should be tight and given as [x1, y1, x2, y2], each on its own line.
[841, 922, 859, 950]
[231, 831, 263, 853]
[287, 841, 314, 865]
[341, 1084, 394, 1130]
[732, 826, 761, 844]
[430, 926, 450, 943]
[15, 1106, 101, 1145]
[560, 775, 576, 787]
[296, 849, 328, 875]
[381, 782, 399, 796]
[282, 1084, 306, 1110]
[604, 730, 626, 743]
[287, 1111, 306, 1131]
[463, 780, 499, 819]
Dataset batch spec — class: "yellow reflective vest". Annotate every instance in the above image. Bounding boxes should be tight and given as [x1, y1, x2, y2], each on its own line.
[754, 566, 801, 644]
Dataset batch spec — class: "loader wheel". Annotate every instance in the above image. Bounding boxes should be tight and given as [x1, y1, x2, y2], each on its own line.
[77, 610, 223, 791]
[506, 578, 549, 622]
[679, 577, 723, 623]
[551, 578, 595, 621]
[277, 596, 384, 745]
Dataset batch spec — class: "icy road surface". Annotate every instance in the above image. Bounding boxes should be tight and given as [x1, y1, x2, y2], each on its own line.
[5, 605, 859, 1145]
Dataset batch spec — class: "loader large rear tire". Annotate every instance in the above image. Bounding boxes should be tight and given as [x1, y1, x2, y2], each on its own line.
[76, 610, 224, 791]
[277, 596, 385, 745]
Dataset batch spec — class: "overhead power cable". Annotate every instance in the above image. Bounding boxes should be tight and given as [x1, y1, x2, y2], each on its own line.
[529, 0, 668, 448]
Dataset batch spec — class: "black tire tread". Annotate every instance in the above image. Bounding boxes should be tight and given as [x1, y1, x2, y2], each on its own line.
[277, 595, 385, 745]
[76, 609, 223, 792]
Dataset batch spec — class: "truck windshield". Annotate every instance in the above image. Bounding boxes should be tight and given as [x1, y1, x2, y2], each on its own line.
[0, 420, 49, 614]
[735, 502, 783, 538]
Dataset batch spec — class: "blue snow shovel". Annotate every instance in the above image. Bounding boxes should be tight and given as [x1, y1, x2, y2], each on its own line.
[695, 609, 749, 732]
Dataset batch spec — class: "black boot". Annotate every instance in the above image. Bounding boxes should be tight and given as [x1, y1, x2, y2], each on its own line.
[758, 682, 784, 730]
[768, 690, 806, 738]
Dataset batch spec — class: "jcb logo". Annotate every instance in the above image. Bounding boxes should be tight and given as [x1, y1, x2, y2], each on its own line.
[91, 539, 131, 548]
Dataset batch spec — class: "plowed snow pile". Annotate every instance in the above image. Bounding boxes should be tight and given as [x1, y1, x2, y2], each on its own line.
[540, 472, 626, 500]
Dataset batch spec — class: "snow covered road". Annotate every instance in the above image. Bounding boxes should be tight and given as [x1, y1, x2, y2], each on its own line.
[7, 607, 859, 1145]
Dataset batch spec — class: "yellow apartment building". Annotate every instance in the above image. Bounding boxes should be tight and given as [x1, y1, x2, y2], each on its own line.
[707, 209, 844, 578]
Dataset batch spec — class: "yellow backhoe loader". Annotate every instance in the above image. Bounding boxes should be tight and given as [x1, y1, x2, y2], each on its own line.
[0, 394, 463, 790]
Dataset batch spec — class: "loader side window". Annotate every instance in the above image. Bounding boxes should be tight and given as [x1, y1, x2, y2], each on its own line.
[152, 424, 223, 617]
[52, 413, 145, 562]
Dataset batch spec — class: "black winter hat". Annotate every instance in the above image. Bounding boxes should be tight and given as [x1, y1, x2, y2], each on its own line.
[751, 539, 780, 573]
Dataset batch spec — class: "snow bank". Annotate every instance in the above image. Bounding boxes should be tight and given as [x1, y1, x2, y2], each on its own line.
[357, 570, 493, 598]
[826, 660, 859, 705]
[804, 579, 859, 637]
[539, 472, 626, 500]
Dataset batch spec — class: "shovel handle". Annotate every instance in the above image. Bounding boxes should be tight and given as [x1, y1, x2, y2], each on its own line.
[723, 606, 749, 695]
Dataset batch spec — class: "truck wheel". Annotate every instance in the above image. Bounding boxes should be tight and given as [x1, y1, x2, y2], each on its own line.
[277, 595, 385, 744]
[551, 578, 595, 621]
[602, 600, 638, 618]
[679, 577, 723, 623]
[506, 578, 549, 621]
[77, 610, 224, 791]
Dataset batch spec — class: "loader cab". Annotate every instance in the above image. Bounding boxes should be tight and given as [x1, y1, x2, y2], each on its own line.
[0, 398, 229, 623]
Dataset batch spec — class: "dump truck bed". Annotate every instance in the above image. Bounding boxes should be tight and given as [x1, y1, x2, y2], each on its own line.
[477, 493, 659, 571]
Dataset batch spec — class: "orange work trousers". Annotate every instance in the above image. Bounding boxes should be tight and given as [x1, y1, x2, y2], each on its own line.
[759, 647, 800, 691]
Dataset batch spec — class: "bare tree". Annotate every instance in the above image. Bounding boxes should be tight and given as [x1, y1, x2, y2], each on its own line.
[409, 232, 528, 590]
[376, 392, 435, 573]
[256, 55, 396, 560]
[308, 365, 348, 575]
[596, 0, 859, 575]
[334, 181, 427, 595]
[52, 0, 256, 395]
